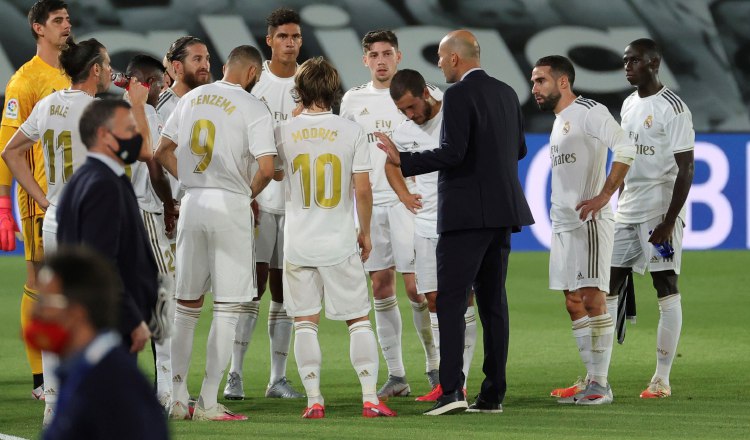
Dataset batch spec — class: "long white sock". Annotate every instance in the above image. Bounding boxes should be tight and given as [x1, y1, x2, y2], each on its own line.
[410, 299, 438, 372]
[199, 303, 240, 410]
[374, 296, 405, 377]
[171, 304, 201, 406]
[571, 316, 592, 377]
[294, 321, 323, 407]
[349, 321, 379, 405]
[654, 294, 682, 386]
[429, 312, 440, 356]
[42, 350, 59, 418]
[155, 280, 176, 399]
[268, 301, 293, 384]
[230, 300, 260, 375]
[462, 306, 478, 387]
[589, 313, 614, 386]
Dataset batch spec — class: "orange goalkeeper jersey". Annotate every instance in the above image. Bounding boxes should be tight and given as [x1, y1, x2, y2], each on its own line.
[0, 55, 70, 219]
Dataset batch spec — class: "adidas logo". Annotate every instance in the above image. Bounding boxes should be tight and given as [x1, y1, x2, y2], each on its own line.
[576, 272, 584, 280]
[274, 351, 288, 357]
[360, 107, 369, 116]
[650, 255, 659, 263]
[304, 372, 318, 380]
[173, 374, 183, 383]
[359, 369, 371, 378]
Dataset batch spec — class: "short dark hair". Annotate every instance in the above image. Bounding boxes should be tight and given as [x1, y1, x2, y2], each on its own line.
[126, 54, 166, 77]
[362, 29, 398, 52]
[390, 69, 426, 101]
[28, 0, 67, 40]
[79, 100, 131, 149]
[534, 55, 576, 86]
[43, 246, 120, 331]
[59, 37, 105, 84]
[166, 36, 205, 63]
[266, 7, 300, 35]
[294, 57, 341, 110]
[628, 38, 662, 59]
[226, 45, 262, 67]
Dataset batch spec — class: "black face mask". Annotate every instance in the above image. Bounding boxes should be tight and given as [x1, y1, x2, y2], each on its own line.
[110, 132, 143, 165]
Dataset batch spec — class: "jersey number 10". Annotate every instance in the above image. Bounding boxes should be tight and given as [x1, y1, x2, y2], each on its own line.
[292, 153, 342, 209]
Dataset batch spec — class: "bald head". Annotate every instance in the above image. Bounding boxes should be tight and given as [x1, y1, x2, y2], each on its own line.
[437, 30, 481, 83]
[443, 30, 480, 60]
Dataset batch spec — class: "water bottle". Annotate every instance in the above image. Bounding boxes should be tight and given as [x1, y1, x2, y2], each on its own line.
[649, 230, 674, 258]
[111, 72, 130, 88]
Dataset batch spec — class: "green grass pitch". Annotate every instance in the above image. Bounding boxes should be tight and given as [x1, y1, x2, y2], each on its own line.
[0, 251, 748, 439]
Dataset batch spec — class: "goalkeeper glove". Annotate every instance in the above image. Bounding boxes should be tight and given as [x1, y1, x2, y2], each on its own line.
[0, 195, 20, 251]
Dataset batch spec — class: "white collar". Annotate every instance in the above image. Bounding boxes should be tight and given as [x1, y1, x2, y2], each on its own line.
[88, 152, 125, 176]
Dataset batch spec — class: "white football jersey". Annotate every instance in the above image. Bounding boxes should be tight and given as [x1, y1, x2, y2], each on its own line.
[277, 111, 371, 266]
[616, 87, 694, 224]
[250, 60, 297, 215]
[129, 104, 164, 213]
[549, 97, 635, 233]
[340, 81, 443, 206]
[18, 89, 93, 207]
[161, 80, 277, 196]
[156, 87, 183, 200]
[392, 108, 443, 239]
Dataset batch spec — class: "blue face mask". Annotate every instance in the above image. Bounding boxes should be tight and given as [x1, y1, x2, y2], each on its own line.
[110, 132, 143, 165]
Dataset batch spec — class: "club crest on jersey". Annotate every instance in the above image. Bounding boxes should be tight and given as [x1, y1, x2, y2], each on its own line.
[5, 98, 19, 119]
[644, 115, 653, 129]
[562, 121, 570, 135]
[360, 107, 369, 116]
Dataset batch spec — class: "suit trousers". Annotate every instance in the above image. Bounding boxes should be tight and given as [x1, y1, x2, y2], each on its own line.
[436, 227, 511, 403]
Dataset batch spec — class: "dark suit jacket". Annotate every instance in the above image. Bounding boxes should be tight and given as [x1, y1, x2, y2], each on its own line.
[400, 69, 534, 233]
[57, 157, 158, 338]
[44, 341, 168, 440]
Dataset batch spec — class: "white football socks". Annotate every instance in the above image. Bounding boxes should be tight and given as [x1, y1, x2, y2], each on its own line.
[429, 312, 440, 355]
[171, 303, 200, 406]
[463, 306, 478, 386]
[589, 313, 614, 386]
[199, 302, 240, 410]
[294, 321, 323, 407]
[349, 321, 379, 405]
[654, 294, 682, 386]
[268, 301, 293, 384]
[229, 300, 260, 376]
[374, 296, 405, 377]
[571, 316, 592, 378]
[410, 299, 438, 372]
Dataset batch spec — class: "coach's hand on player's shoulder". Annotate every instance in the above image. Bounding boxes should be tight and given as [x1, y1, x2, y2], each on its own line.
[127, 78, 149, 107]
[130, 321, 152, 353]
[358, 232, 372, 263]
[576, 194, 609, 221]
[648, 219, 675, 244]
[374, 132, 401, 166]
[399, 192, 423, 214]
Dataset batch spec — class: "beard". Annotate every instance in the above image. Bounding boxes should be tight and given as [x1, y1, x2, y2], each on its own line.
[183, 69, 210, 89]
[244, 78, 258, 93]
[536, 91, 561, 112]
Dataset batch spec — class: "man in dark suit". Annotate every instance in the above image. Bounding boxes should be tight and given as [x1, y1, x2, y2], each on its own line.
[57, 98, 158, 354]
[378, 30, 533, 415]
[27, 246, 168, 440]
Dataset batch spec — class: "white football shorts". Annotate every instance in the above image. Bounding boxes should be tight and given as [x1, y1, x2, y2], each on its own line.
[282, 252, 371, 321]
[611, 215, 684, 275]
[549, 218, 614, 293]
[364, 203, 416, 273]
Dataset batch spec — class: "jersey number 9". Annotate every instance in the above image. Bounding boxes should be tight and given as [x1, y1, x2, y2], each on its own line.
[189, 119, 215, 173]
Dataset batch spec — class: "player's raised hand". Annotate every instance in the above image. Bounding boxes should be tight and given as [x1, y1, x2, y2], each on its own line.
[399, 192, 423, 214]
[0, 196, 19, 251]
[374, 132, 401, 166]
[576, 193, 609, 221]
[127, 77, 149, 107]
[358, 231, 372, 263]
